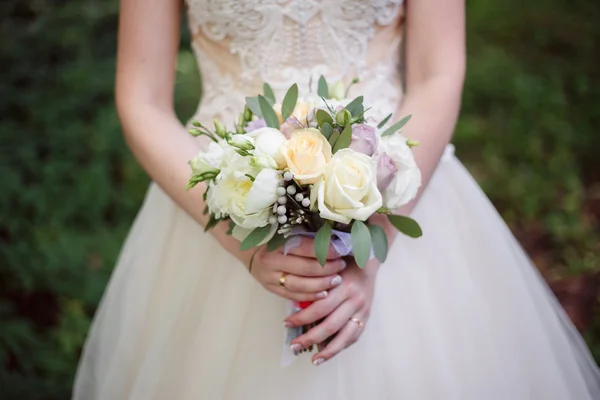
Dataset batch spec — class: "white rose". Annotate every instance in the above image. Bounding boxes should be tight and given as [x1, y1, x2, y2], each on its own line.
[377, 134, 421, 209]
[246, 127, 287, 167]
[311, 148, 382, 224]
[189, 141, 225, 175]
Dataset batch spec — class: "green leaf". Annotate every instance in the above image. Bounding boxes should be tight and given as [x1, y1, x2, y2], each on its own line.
[328, 129, 341, 148]
[245, 96, 262, 117]
[314, 223, 332, 267]
[351, 220, 372, 269]
[204, 214, 220, 232]
[240, 224, 273, 251]
[368, 224, 388, 263]
[344, 96, 364, 117]
[258, 95, 280, 129]
[316, 109, 333, 127]
[387, 214, 423, 238]
[317, 75, 329, 98]
[263, 83, 275, 104]
[281, 83, 298, 121]
[377, 113, 393, 129]
[332, 123, 352, 153]
[321, 122, 333, 139]
[226, 220, 235, 235]
[248, 248, 260, 273]
[267, 233, 287, 252]
[380, 114, 412, 137]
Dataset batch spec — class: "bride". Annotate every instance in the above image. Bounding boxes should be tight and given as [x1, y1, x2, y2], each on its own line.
[73, 0, 600, 399]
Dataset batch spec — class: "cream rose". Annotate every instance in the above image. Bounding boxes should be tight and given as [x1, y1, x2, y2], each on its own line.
[281, 128, 332, 185]
[377, 134, 422, 210]
[311, 148, 382, 224]
[246, 127, 287, 167]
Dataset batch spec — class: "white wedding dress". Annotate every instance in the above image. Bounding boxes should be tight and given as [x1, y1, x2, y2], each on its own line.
[73, 1, 600, 399]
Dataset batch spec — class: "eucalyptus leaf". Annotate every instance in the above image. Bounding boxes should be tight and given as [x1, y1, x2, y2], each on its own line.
[368, 224, 388, 263]
[380, 114, 412, 137]
[314, 223, 332, 267]
[387, 214, 423, 238]
[281, 83, 298, 121]
[258, 95, 280, 129]
[317, 75, 329, 98]
[245, 96, 262, 117]
[332, 123, 352, 153]
[344, 96, 364, 117]
[321, 122, 333, 139]
[267, 233, 287, 252]
[328, 130, 341, 148]
[377, 113, 393, 129]
[240, 224, 273, 251]
[316, 109, 333, 127]
[351, 220, 372, 269]
[263, 83, 275, 104]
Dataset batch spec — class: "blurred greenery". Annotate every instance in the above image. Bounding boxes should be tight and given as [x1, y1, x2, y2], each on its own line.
[1, 0, 598, 398]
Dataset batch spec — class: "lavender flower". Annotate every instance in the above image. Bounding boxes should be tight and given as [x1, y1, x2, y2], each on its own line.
[349, 124, 378, 156]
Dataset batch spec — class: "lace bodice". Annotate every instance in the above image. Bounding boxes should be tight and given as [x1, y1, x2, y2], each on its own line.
[185, 0, 405, 123]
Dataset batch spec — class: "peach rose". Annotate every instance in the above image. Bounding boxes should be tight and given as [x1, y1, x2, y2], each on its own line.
[281, 128, 332, 185]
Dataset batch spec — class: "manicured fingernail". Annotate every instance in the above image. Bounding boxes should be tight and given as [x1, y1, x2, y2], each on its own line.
[331, 275, 342, 286]
[313, 358, 325, 366]
[283, 321, 293, 328]
[316, 291, 328, 299]
[340, 259, 347, 269]
[290, 343, 302, 352]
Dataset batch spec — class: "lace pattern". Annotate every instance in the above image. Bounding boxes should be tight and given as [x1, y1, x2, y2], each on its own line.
[185, 0, 405, 123]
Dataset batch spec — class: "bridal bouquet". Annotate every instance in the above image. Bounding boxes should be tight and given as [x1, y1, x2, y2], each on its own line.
[186, 77, 422, 353]
[187, 77, 422, 268]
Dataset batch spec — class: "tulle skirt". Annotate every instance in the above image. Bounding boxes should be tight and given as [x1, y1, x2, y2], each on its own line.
[73, 147, 600, 399]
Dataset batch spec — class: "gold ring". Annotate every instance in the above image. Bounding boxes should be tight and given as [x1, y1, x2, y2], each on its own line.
[349, 317, 364, 328]
[279, 272, 288, 288]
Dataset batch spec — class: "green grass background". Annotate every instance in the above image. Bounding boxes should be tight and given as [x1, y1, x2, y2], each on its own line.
[1, 1, 598, 398]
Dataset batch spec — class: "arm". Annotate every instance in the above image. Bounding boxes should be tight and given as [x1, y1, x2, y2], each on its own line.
[375, 0, 466, 240]
[116, 0, 343, 299]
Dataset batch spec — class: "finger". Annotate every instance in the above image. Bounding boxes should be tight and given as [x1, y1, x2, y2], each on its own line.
[312, 319, 364, 366]
[270, 253, 346, 277]
[290, 299, 356, 351]
[278, 237, 340, 260]
[271, 285, 330, 302]
[282, 273, 343, 294]
[284, 284, 347, 327]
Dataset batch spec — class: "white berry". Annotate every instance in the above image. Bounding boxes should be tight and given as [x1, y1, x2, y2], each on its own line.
[278, 215, 288, 224]
[278, 196, 288, 204]
[295, 193, 304, 201]
[276, 186, 287, 196]
[283, 171, 294, 181]
[277, 205, 287, 215]
[301, 198, 311, 207]
[286, 185, 297, 195]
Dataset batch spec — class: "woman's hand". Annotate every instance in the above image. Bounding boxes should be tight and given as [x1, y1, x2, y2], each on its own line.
[283, 258, 379, 365]
[241, 237, 348, 302]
